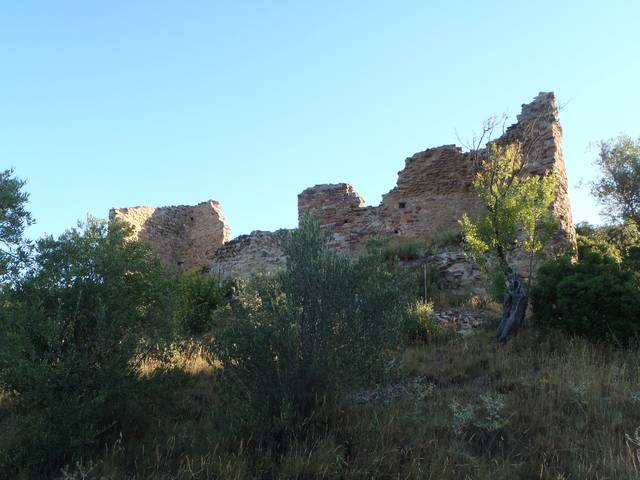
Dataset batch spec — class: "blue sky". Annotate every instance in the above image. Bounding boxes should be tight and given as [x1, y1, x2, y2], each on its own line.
[2, 1, 639, 240]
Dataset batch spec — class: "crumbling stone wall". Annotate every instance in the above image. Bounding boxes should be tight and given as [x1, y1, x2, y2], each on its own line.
[212, 230, 290, 278]
[109, 200, 230, 272]
[112, 92, 576, 290]
[297, 184, 384, 252]
[298, 92, 576, 258]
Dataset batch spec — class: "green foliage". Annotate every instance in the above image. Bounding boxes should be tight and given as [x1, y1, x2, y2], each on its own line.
[172, 270, 233, 335]
[383, 238, 425, 260]
[531, 251, 640, 346]
[403, 300, 455, 345]
[576, 221, 640, 261]
[428, 227, 463, 251]
[591, 134, 640, 226]
[460, 142, 557, 276]
[450, 392, 509, 454]
[567, 382, 588, 406]
[0, 219, 171, 476]
[0, 169, 34, 283]
[210, 214, 409, 438]
[381, 228, 462, 262]
[487, 266, 507, 302]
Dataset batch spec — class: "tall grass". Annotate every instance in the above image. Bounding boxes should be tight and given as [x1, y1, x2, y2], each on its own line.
[33, 325, 640, 479]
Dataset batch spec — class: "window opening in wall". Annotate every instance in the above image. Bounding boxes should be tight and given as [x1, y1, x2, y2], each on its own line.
[398, 202, 406, 209]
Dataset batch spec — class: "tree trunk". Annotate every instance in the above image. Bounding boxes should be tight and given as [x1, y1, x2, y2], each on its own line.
[496, 270, 528, 344]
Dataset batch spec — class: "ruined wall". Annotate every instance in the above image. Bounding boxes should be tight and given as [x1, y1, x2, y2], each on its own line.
[297, 184, 384, 252]
[111, 92, 576, 289]
[109, 200, 230, 272]
[212, 230, 289, 278]
[298, 92, 576, 257]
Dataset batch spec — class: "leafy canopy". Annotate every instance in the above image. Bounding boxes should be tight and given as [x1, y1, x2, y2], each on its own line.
[532, 251, 640, 347]
[0, 218, 171, 475]
[0, 168, 33, 281]
[591, 134, 640, 226]
[460, 142, 556, 273]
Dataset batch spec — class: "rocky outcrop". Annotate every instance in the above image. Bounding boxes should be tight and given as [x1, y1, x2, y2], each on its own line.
[109, 200, 230, 272]
[424, 248, 485, 294]
[212, 230, 290, 278]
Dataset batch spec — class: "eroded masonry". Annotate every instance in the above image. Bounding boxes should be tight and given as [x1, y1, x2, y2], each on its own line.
[109, 201, 230, 272]
[111, 92, 576, 290]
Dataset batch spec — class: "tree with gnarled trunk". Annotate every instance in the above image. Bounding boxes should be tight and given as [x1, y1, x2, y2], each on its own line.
[460, 142, 557, 343]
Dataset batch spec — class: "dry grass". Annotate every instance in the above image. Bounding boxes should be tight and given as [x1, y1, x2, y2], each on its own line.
[137, 343, 217, 378]
[44, 327, 640, 479]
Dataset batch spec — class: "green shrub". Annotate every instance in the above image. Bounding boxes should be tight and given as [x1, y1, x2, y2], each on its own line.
[383, 238, 425, 261]
[426, 227, 462, 252]
[210, 215, 410, 439]
[173, 270, 233, 335]
[403, 300, 455, 344]
[450, 392, 509, 454]
[0, 219, 171, 476]
[381, 228, 462, 262]
[487, 266, 507, 303]
[531, 251, 640, 346]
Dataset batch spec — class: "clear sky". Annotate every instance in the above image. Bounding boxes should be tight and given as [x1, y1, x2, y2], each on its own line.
[2, 1, 639, 240]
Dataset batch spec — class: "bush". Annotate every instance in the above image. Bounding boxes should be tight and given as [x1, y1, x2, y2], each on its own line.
[450, 392, 509, 454]
[172, 270, 233, 335]
[532, 251, 640, 346]
[210, 215, 410, 439]
[0, 219, 171, 476]
[403, 300, 455, 345]
[575, 221, 640, 260]
[383, 238, 425, 261]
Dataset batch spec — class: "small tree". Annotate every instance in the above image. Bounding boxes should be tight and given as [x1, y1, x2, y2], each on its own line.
[460, 142, 556, 343]
[591, 135, 640, 227]
[0, 168, 33, 282]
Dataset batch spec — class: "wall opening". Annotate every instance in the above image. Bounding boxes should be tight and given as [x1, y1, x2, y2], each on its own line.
[398, 202, 406, 209]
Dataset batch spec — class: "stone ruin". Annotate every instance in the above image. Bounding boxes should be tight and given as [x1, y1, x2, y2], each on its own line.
[110, 92, 576, 291]
[109, 200, 230, 272]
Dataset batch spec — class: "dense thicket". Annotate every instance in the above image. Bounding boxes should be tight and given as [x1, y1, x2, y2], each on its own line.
[0, 219, 171, 476]
[532, 250, 640, 346]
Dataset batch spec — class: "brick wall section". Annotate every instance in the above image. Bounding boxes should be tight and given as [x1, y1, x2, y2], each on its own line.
[211, 230, 291, 278]
[297, 183, 383, 252]
[112, 92, 576, 288]
[298, 92, 576, 259]
[109, 200, 230, 272]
